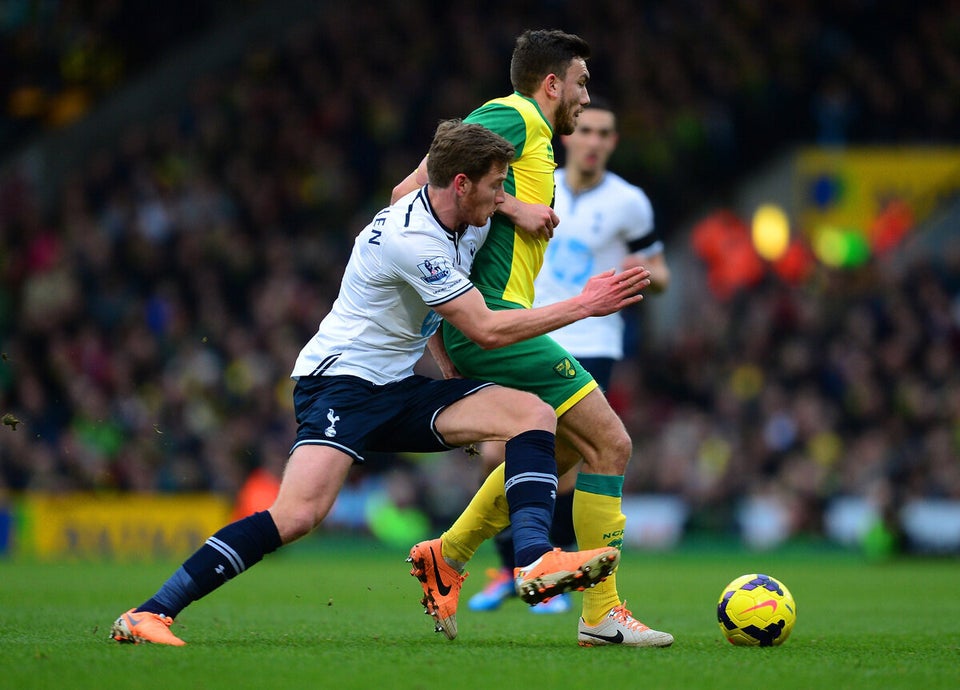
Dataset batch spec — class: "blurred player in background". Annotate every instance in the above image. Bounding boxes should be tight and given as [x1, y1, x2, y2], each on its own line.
[469, 98, 671, 615]
[394, 31, 674, 647]
[110, 119, 650, 646]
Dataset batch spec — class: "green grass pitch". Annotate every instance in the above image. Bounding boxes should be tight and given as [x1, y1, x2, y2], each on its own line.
[1, 536, 957, 690]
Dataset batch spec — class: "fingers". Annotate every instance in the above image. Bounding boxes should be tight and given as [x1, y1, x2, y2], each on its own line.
[619, 265, 651, 281]
[612, 267, 649, 288]
[543, 218, 556, 239]
[614, 270, 650, 302]
[544, 210, 559, 239]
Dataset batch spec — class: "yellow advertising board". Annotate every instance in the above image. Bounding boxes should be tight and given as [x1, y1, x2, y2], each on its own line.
[795, 147, 960, 234]
[18, 493, 232, 560]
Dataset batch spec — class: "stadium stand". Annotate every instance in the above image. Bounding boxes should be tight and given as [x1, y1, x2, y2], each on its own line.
[1, 0, 958, 551]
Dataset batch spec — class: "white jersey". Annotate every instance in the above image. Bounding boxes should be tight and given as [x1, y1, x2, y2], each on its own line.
[533, 169, 662, 359]
[292, 187, 486, 384]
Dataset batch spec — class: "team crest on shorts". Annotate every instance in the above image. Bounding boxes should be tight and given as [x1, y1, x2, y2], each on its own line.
[552, 357, 577, 379]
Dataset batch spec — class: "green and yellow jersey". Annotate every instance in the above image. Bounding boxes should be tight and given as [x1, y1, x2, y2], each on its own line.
[442, 92, 598, 413]
[464, 93, 556, 309]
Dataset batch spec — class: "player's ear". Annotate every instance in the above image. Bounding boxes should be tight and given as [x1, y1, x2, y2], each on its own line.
[544, 73, 560, 97]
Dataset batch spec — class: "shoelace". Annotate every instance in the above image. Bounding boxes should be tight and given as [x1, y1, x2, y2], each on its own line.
[609, 602, 650, 631]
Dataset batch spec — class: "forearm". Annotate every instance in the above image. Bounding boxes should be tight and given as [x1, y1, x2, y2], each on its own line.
[391, 173, 419, 204]
[471, 300, 591, 350]
[434, 268, 648, 352]
[496, 193, 523, 224]
[426, 329, 459, 378]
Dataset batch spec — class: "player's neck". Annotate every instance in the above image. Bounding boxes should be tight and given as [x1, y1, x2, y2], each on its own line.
[426, 184, 465, 233]
[564, 167, 604, 194]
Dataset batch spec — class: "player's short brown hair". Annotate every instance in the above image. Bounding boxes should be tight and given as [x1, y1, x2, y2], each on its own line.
[427, 119, 515, 187]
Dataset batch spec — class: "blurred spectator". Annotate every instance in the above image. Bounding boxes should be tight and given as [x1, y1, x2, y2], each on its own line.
[1, 0, 231, 153]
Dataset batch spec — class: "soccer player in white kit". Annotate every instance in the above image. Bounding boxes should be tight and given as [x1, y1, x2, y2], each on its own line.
[535, 100, 671, 357]
[109, 119, 653, 646]
[469, 100, 671, 616]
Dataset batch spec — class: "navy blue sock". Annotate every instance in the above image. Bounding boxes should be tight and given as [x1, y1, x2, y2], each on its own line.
[499, 490, 576, 569]
[137, 510, 282, 619]
[550, 489, 576, 549]
[503, 429, 557, 567]
[137, 567, 200, 618]
[511, 507, 554, 568]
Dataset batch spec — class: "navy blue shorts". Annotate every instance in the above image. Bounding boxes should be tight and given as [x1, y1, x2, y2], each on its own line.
[290, 374, 495, 463]
[576, 357, 615, 392]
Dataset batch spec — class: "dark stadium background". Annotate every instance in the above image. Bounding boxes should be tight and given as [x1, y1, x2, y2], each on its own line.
[1, 0, 958, 559]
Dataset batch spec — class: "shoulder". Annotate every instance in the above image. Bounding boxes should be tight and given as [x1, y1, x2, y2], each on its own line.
[466, 95, 543, 145]
[603, 172, 652, 214]
[376, 194, 446, 255]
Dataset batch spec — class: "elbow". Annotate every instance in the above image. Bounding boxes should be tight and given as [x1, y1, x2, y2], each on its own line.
[467, 329, 506, 350]
[476, 334, 503, 350]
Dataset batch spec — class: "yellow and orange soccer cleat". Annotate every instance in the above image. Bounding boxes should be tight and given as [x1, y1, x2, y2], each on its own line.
[514, 546, 619, 606]
[111, 608, 186, 646]
[407, 538, 466, 640]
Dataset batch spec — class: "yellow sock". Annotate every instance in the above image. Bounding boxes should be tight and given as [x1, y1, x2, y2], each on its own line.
[441, 463, 510, 564]
[574, 473, 625, 625]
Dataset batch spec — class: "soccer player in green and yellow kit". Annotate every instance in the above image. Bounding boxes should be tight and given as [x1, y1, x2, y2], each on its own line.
[395, 29, 673, 648]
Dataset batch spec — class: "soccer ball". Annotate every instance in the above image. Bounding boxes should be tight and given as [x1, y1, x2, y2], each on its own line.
[717, 573, 796, 646]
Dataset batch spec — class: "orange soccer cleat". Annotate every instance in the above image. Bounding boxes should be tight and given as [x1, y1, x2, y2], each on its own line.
[514, 546, 619, 606]
[407, 538, 466, 640]
[111, 608, 186, 646]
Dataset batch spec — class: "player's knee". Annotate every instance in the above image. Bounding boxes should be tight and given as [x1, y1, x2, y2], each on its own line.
[269, 501, 328, 543]
[610, 428, 633, 471]
[512, 393, 556, 433]
[584, 427, 632, 475]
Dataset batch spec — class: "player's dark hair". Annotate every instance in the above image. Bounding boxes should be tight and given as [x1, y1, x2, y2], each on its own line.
[510, 29, 591, 96]
[427, 119, 515, 187]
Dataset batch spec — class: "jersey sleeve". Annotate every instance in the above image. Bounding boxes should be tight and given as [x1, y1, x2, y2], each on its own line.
[623, 185, 664, 256]
[465, 103, 527, 155]
[382, 229, 475, 307]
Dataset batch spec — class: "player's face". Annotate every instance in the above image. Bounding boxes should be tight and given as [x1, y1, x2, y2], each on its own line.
[459, 162, 508, 226]
[561, 108, 617, 175]
[554, 58, 590, 136]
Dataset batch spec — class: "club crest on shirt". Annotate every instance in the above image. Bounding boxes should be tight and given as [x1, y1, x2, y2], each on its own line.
[552, 357, 577, 379]
[418, 257, 451, 284]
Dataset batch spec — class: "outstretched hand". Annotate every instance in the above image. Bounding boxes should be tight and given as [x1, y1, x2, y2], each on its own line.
[577, 266, 651, 316]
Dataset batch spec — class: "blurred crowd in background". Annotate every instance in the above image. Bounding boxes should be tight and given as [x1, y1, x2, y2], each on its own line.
[1, 1, 958, 546]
